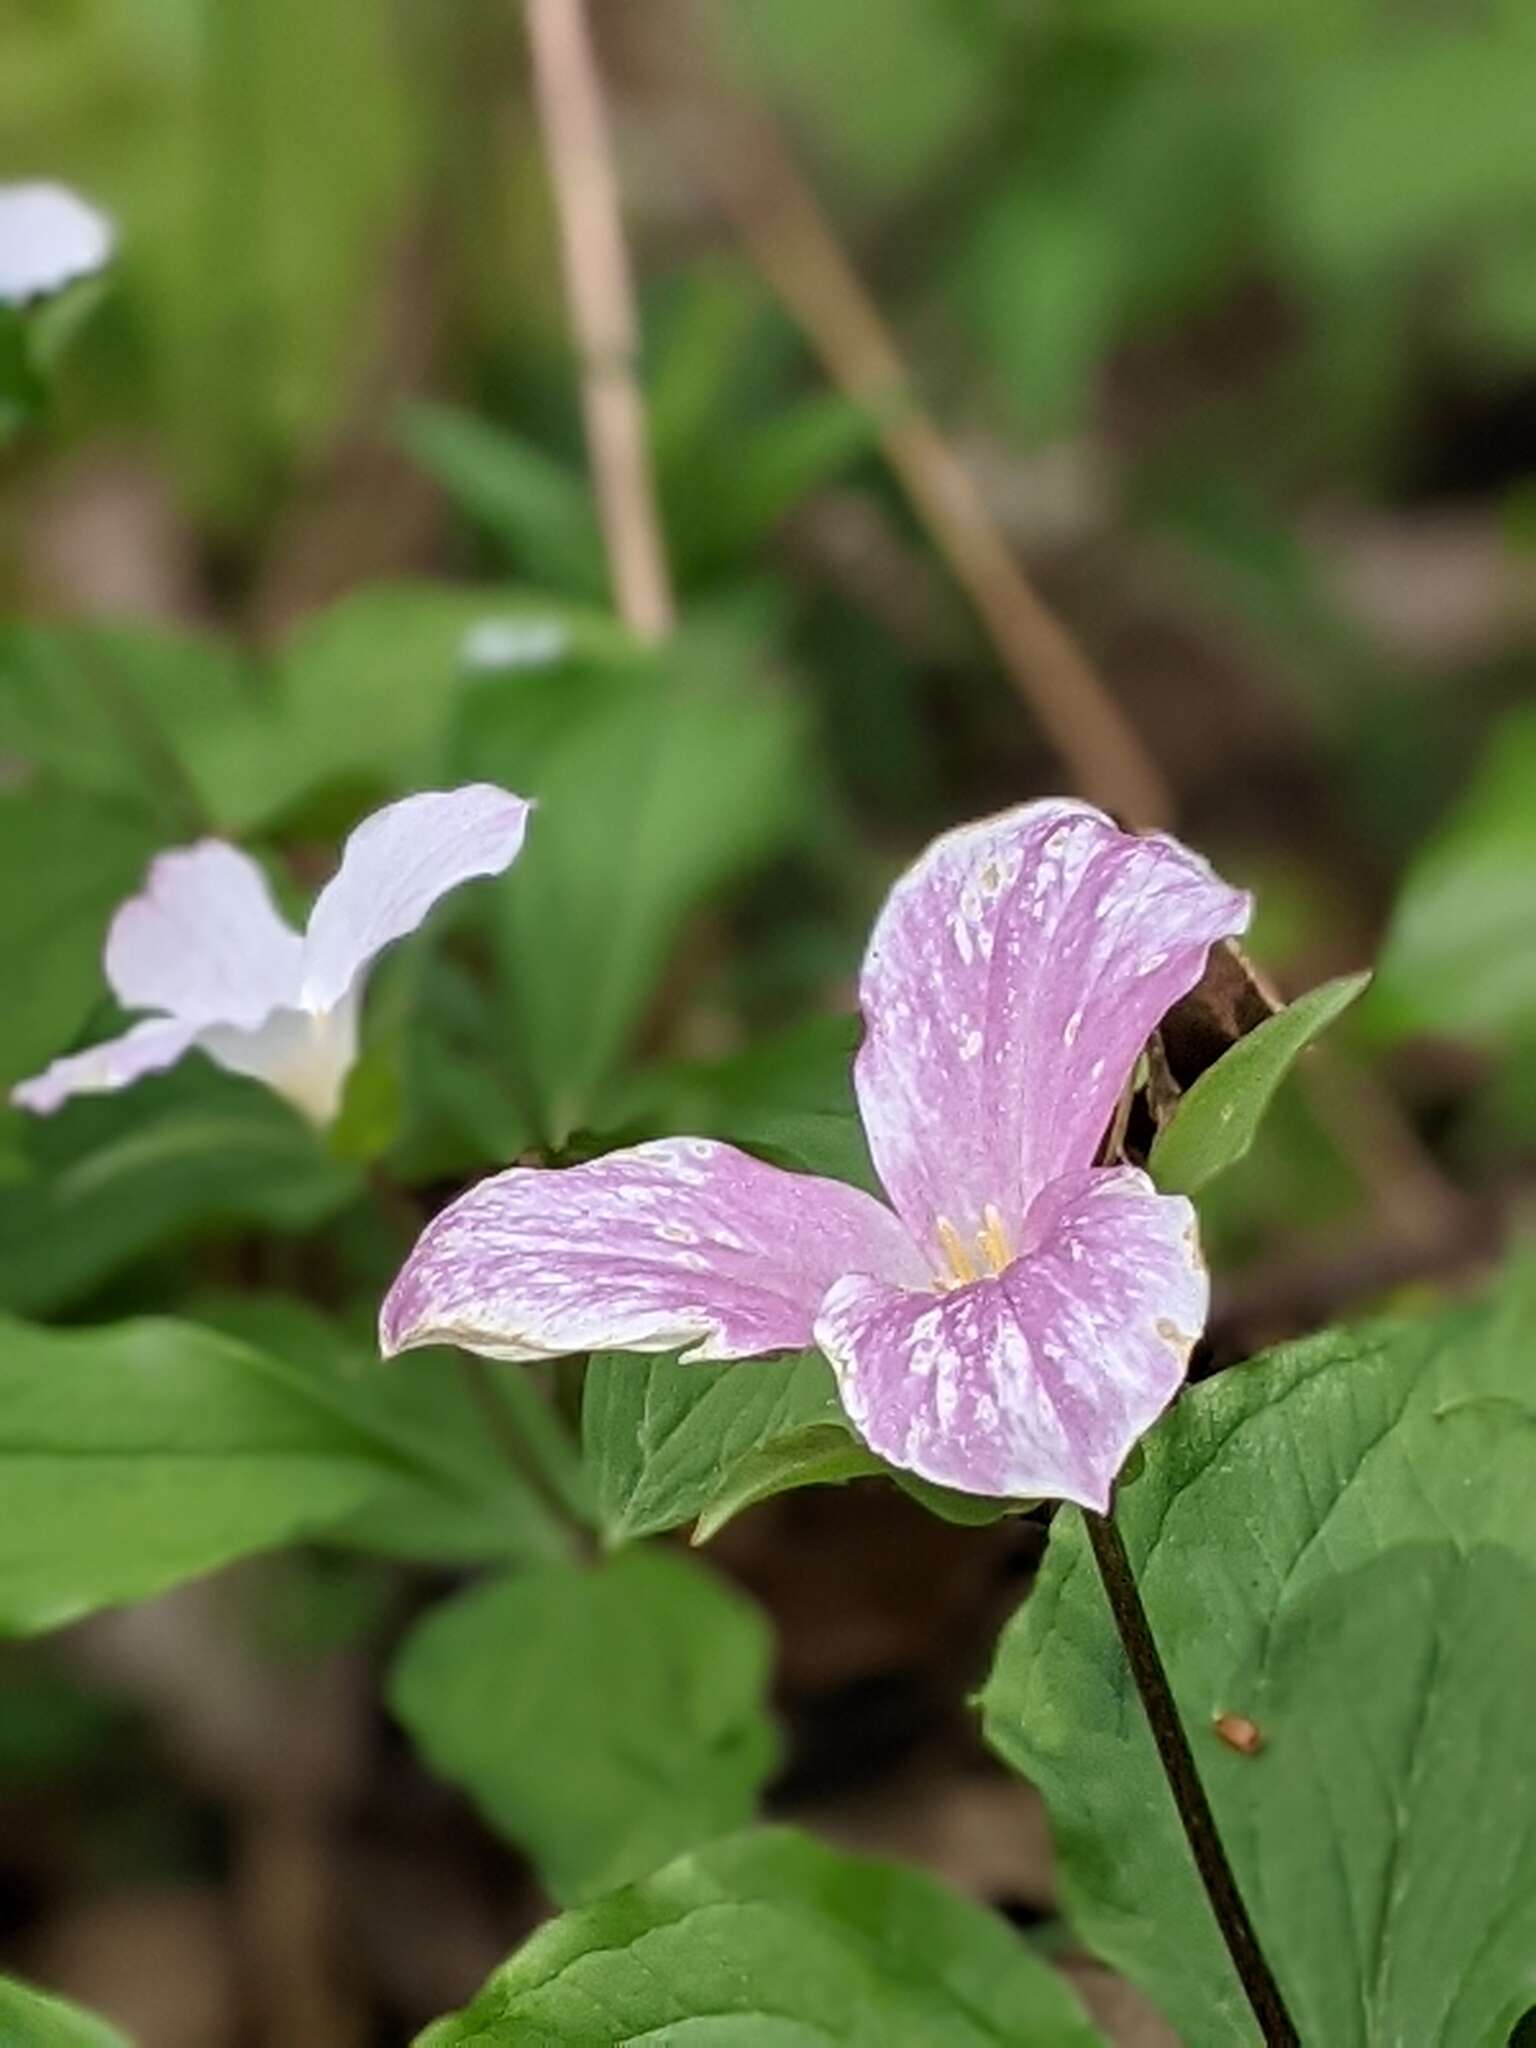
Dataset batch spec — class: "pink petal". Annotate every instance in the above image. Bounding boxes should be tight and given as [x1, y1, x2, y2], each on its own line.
[0, 181, 114, 305]
[854, 800, 1249, 1271]
[814, 1166, 1207, 1510]
[10, 1017, 198, 1115]
[300, 785, 531, 1016]
[380, 1138, 927, 1363]
[105, 842, 302, 1030]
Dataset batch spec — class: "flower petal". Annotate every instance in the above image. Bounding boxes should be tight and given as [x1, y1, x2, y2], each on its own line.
[380, 1137, 927, 1363]
[814, 1166, 1207, 1510]
[197, 995, 359, 1127]
[300, 785, 531, 1016]
[854, 799, 1249, 1270]
[10, 1017, 198, 1115]
[0, 181, 114, 306]
[105, 842, 303, 1029]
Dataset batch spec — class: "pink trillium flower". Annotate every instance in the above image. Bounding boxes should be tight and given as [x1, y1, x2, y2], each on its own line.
[12, 786, 531, 1128]
[381, 801, 1250, 1509]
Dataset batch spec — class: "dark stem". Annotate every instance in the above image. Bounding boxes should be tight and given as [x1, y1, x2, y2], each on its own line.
[1084, 1507, 1300, 2047]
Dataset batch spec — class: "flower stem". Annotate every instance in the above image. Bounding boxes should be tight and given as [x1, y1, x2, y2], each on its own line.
[1083, 1506, 1299, 2047]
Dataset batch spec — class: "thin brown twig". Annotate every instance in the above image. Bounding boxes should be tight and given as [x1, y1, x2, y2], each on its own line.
[668, 12, 1171, 827]
[524, 0, 675, 641]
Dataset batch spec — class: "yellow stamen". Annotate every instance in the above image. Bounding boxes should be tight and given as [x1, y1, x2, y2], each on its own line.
[978, 1203, 1012, 1277]
[935, 1217, 977, 1289]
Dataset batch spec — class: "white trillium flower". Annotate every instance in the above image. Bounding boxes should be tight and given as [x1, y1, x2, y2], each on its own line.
[12, 785, 532, 1127]
[0, 182, 115, 307]
[460, 617, 571, 674]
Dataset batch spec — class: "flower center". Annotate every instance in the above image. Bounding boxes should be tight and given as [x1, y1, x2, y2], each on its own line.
[934, 1205, 1013, 1289]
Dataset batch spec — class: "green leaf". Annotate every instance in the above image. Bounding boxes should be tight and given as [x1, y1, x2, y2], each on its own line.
[391, 1549, 778, 1904]
[663, 394, 876, 586]
[416, 1825, 1103, 2047]
[205, 584, 624, 834]
[981, 1259, 1536, 2045]
[1370, 705, 1536, 1047]
[0, 791, 158, 1097]
[0, 308, 46, 442]
[398, 404, 607, 600]
[1149, 970, 1371, 1195]
[194, 1296, 582, 1566]
[693, 1426, 889, 1545]
[459, 644, 808, 1138]
[0, 620, 247, 830]
[0, 1068, 361, 1318]
[0, 1314, 438, 1634]
[583, 1348, 853, 1546]
[0, 1973, 132, 2047]
[1280, 29, 1536, 273]
[726, 0, 1006, 195]
[620, 1015, 878, 1196]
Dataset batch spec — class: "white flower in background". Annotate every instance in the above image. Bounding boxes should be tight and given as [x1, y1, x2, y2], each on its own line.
[460, 617, 570, 674]
[0, 182, 115, 307]
[12, 786, 532, 1127]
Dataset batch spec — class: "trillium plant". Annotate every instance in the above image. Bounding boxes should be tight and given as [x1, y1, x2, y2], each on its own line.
[17, 751, 1489, 2048]
[383, 798, 1303, 2035]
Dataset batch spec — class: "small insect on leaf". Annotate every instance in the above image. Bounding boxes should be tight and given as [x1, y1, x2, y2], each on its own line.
[1213, 1711, 1265, 1756]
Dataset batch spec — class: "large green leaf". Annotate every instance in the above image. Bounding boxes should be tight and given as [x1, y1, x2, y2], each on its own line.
[982, 1262, 1536, 2045]
[416, 1825, 1103, 2047]
[1370, 706, 1536, 1047]
[194, 1296, 582, 1566]
[0, 1973, 132, 2047]
[458, 645, 809, 1139]
[1149, 970, 1371, 1195]
[0, 791, 158, 1098]
[1280, 28, 1536, 272]
[580, 1346, 1008, 1545]
[192, 585, 625, 834]
[0, 1314, 446, 1634]
[619, 1015, 879, 1195]
[391, 1549, 777, 1904]
[0, 620, 247, 831]
[0, 1068, 361, 1318]
[582, 1348, 855, 1547]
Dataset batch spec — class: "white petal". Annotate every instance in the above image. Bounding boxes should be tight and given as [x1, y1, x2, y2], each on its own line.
[10, 1018, 197, 1115]
[300, 786, 531, 1016]
[105, 842, 303, 1029]
[197, 996, 360, 1127]
[0, 182, 115, 306]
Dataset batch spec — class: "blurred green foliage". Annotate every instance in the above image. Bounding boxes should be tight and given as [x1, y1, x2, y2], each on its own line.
[3, 0, 1536, 2039]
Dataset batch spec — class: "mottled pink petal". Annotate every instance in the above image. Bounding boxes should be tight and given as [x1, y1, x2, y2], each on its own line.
[105, 842, 302, 1029]
[381, 1137, 927, 1364]
[854, 800, 1248, 1272]
[10, 1017, 197, 1115]
[197, 992, 360, 1127]
[300, 785, 531, 1016]
[0, 181, 114, 305]
[814, 1166, 1206, 1509]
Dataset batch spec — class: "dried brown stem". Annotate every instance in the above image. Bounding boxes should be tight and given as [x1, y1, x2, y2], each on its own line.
[524, 0, 675, 641]
[669, 15, 1170, 826]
